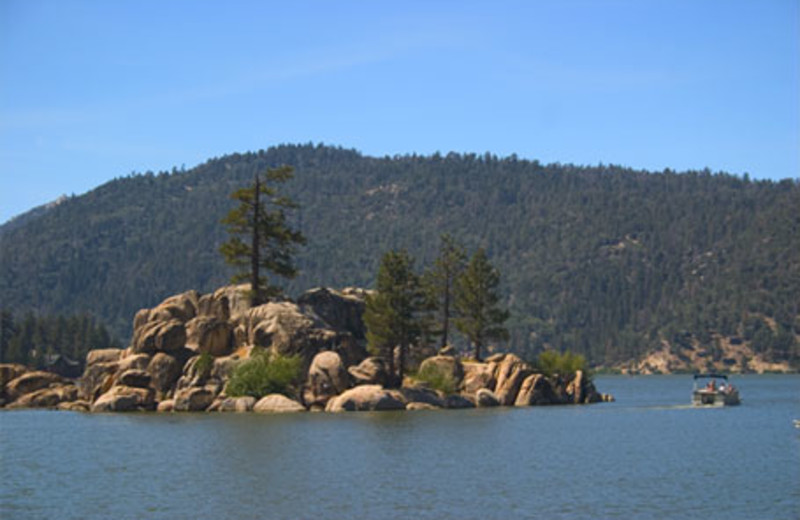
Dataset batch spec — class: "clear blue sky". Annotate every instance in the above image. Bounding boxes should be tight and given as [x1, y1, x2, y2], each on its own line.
[1, 0, 798, 223]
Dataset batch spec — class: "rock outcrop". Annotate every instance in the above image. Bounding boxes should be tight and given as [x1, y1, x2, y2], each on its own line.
[91, 385, 155, 412]
[173, 387, 215, 412]
[476, 388, 500, 407]
[5, 371, 67, 402]
[186, 316, 232, 356]
[325, 385, 406, 412]
[1, 285, 612, 414]
[418, 355, 464, 387]
[147, 352, 183, 399]
[253, 394, 306, 413]
[216, 396, 256, 412]
[493, 354, 533, 406]
[304, 351, 350, 407]
[462, 361, 496, 395]
[348, 357, 389, 386]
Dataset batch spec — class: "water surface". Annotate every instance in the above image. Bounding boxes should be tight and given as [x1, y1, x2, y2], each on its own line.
[2, 375, 798, 519]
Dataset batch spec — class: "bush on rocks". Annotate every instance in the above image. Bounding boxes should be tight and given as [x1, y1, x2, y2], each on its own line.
[225, 349, 302, 400]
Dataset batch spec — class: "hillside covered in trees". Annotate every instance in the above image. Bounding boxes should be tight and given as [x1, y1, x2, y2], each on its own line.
[1, 144, 798, 368]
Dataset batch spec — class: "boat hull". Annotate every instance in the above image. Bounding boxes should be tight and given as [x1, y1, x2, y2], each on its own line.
[692, 390, 740, 406]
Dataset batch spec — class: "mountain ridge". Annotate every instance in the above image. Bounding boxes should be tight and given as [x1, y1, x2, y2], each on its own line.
[1, 143, 798, 369]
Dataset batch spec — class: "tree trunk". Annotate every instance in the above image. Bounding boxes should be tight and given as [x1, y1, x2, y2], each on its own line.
[441, 280, 450, 349]
[250, 174, 261, 306]
[397, 341, 406, 388]
[385, 344, 396, 388]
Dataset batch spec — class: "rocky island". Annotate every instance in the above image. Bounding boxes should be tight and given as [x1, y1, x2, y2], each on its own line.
[0, 285, 612, 413]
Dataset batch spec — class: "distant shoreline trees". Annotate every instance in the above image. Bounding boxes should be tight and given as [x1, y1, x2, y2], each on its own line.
[0, 310, 118, 368]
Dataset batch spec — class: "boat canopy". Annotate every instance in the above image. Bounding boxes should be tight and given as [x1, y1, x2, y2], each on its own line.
[693, 373, 729, 380]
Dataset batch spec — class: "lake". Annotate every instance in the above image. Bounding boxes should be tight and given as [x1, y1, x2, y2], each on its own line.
[2, 375, 798, 519]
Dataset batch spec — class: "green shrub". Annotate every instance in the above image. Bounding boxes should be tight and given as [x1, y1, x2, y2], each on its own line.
[194, 352, 214, 380]
[535, 350, 589, 378]
[414, 363, 457, 395]
[225, 350, 303, 399]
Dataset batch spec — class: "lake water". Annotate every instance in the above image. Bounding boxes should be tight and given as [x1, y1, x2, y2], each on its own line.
[2, 375, 798, 519]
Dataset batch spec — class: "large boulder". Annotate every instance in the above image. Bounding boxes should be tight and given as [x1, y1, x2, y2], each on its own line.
[147, 290, 199, 323]
[406, 402, 439, 411]
[211, 355, 240, 381]
[217, 396, 256, 412]
[157, 400, 175, 412]
[197, 292, 231, 321]
[297, 287, 369, 339]
[78, 362, 118, 401]
[493, 354, 533, 406]
[91, 385, 155, 412]
[515, 374, 559, 406]
[566, 370, 603, 404]
[475, 388, 500, 407]
[175, 354, 215, 391]
[116, 369, 151, 389]
[325, 385, 406, 412]
[6, 371, 66, 402]
[0, 364, 28, 389]
[348, 357, 389, 386]
[58, 400, 90, 412]
[212, 284, 251, 320]
[147, 352, 183, 399]
[132, 319, 187, 355]
[304, 351, 350, 407]
[253, 394, 306, 413]
[246, 302, 337, 363]
[566, 370, 585, 404]
[173, 387, 215, 412]
[461, 361, 496, 395]
[399, 387, 445, 408]
[186, 316, 232, 357]
[117, 353, 151, 373]
[86, 349, 123, 366]
[485, 353, 506, 363]
[418, 355, 464, 387]
[548, 375, 570, 404]
[8, 385, 78, 409]
[444, 394, 475, 409]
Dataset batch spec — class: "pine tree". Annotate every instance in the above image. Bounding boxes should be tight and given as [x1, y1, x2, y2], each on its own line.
[422, 234, 467, 350]
[220, 166, 306, 306]
[0, 310, 16, 363]
[363, 250, 425, 387]
[454, 248, 510, 361]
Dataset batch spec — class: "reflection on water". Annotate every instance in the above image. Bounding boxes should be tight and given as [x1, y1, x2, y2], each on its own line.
[1, 375, 798, 520]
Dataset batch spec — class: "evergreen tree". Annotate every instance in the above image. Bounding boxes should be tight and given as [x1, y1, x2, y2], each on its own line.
[0, 310, 16, 363]
[363, 250, 425, 387]
[422, 234, 467, 350]
[454, 248, 510, 361]
[220, 166, 306, 306]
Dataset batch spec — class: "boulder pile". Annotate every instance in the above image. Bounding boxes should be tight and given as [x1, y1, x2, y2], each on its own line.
[0, 285, 612, 413]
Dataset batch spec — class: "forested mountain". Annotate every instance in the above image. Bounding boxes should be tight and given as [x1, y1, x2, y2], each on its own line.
[1, 144, 798, 367]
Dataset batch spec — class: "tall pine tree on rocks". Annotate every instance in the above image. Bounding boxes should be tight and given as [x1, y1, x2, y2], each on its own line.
[363, 250, 426, 387]
[219, 166, 306, 306]
[454, 248, 509, 361]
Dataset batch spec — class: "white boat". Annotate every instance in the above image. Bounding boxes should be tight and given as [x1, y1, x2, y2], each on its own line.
[692, 374, 740, 406]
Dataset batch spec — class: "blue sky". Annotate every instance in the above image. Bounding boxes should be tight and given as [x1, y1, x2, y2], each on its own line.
[1, 0, 798, 223]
